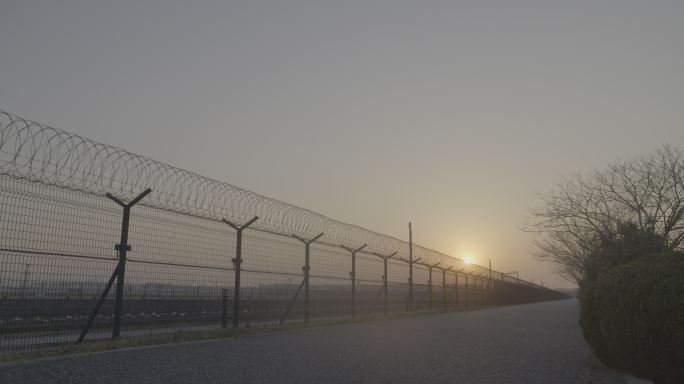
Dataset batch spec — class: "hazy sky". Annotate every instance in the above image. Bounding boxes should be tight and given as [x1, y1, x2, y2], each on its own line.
[2, 1, 683, 287]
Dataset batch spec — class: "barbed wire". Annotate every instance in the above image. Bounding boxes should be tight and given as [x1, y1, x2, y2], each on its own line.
[0, 110, 514, 280]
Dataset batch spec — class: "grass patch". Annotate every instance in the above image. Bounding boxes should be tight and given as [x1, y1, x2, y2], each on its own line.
[0, 308, 456, 364]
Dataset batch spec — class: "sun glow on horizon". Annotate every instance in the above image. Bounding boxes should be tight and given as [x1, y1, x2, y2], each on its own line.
[464, 256, 473, 265]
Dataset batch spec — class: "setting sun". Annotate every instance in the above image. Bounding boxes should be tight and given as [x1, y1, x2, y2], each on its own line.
[464, 256, 473, 265]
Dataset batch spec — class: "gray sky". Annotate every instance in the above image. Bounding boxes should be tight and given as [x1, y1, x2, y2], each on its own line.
[2, 0, 683, 287]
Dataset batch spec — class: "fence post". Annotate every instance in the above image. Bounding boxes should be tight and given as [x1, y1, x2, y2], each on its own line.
[293, 233, 324, 323]
[372, 252, 397, 315]
[464, 272, 470, 308]
[480, 275, 489, 306]
[342, 244, 367, 318]
[383, 254, 392, 315]
[406, 278, 410, 312]
[77, 265, 118, 343]
[473, 275, 478, 307]
[408, 222, 413, 311]
[479, 275, 484, 306]
[486, 276, 492, 306]
[223, 216, 259, 328]
[481, 276, 485, 306]
[488, 260, 493, 305]
[479, 275, 485, 306]
[427, 265, 432, 311]
[383, 258, 389, 314]
[425, 262, 439, 312]
[475, 275, 481, 307]
[442, 267, 447, 311]
[398, 255, 420, 312]
[222, 288, 229, 327]
[453, 270, 459, 308]
[107, 188, 151, 339]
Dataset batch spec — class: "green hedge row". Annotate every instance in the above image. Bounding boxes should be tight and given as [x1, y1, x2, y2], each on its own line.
[580, 252, 684, 384]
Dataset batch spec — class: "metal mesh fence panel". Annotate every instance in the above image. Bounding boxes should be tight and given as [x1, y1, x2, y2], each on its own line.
[0, 110, 567, 353]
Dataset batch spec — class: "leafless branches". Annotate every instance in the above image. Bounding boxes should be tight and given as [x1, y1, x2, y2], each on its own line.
[526, 145, 684, 283]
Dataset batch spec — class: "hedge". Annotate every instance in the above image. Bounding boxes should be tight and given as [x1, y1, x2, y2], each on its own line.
[580, 252, 684, 384]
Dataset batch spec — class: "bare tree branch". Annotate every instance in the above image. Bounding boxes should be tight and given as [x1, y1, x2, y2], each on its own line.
[524, 145, 684, 284]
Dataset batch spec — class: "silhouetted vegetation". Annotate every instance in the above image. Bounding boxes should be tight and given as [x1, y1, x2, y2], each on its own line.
[578, 223, 667, 371]
[526, 145, 684, 284]
[583, 222, 667, 282]
[581, 252, 684, 384]
[528, 146, 684, 382]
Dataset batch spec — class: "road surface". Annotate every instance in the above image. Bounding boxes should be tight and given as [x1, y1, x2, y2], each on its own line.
[0, 299, 624, 383]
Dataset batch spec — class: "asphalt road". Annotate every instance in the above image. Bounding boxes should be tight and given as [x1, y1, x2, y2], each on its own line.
[0, 299, 624, 384]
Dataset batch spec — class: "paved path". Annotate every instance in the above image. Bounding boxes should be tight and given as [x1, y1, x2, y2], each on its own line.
[1, 299, 624, 384]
